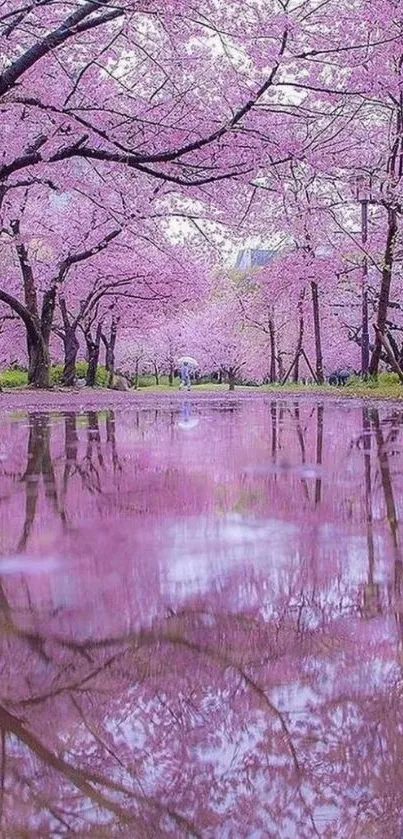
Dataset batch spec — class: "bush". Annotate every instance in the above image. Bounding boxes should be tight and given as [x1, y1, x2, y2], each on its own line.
[0, 362, 111, 388]
[345, 371, 401, 390]
[136, 374, 171, 388]
[51, 362, 109, 387]
[344, 374, 365, 388]
[0, 368, 28, 388]
[376, 371, 401, 386]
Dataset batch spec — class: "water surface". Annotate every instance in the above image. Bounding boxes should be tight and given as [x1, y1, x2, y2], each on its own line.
[1, 398, 403, 837]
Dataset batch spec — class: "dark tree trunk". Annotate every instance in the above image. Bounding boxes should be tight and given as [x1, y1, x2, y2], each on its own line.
[369, 207, 398, 376]
[85, 323, 102, 387]
[268, 317, 276, 383]
[41, 285, 57, 347]
[134, 359, 140, 389]
[0, 289, 52, 387]
[385, 328, 400, 363]
[86, 344, 100, 387]
[14, 289, 53, 388]
[61, 330, 79, 386]
[228, 369, 236, 391]
[26, 331, 36, 382]
[105, 343, 114, 387]
[153, 363, 159, 386]
[24, 288, 55, 388]
[27, 334, 51, 388]
[169, 362, 174, 386]
[218, 369, 223, 385]
[10, 220, 55, 388]
[59, 295, 78, 387]
[311, 280, 324, 385]
[11, 219, 39, 315]
[102, 316, 119, 388]
[293, 290, 305, 383]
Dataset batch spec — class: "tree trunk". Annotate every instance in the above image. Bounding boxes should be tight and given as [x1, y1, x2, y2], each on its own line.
[293, 290, 305, 383]
[268, 317, 276, 383]
[0, 288, 51, 387]
[21, 297, 53, 388]
[9, 220, 55, 387]
[61, 329, 79, 386]
[86, 343, 100, 387]
[228, 369, 235, 391]
[134, 359, 140, 389]
[310, 280, 324, 384]
[169, 361, 174, 386]
[106, 348, 114, 388]
[369, 207, 398, 376]
[27, 335, 51, 388]
[85, 323, 102, 387]
[153, 363, 160, 386]
[25, 286, 55, 388]
[102, 316, 119, 388]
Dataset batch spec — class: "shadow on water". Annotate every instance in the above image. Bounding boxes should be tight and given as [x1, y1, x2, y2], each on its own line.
[0, 400, 403, 835]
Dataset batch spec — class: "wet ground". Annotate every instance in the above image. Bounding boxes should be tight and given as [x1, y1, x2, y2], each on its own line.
[0, 396, 403, 837]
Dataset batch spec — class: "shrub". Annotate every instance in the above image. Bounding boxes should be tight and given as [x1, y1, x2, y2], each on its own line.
[345, 371, 402, 390]
[0, 369, 28, 388]
[376, 371, 401, 386]
[345, 374, 365, 388]
[136, 374, 171, 388]
[51, 362, 109, 387]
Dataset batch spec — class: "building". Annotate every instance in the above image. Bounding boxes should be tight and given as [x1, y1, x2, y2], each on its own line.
[235, 249, 275, 270]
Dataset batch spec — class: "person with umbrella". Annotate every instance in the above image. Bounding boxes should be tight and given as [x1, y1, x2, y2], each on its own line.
[178, 356, 197, 391]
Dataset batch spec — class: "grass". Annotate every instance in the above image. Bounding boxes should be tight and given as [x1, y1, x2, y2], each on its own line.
[0, 362, 109, 389]
[121, 372, 403, 398]
[261, 372, 403, 399]
[1, 367, 403, 400]
[343, 371, 403, 399]
[0, 368, 28, 388]
[51, 361, 109, 387]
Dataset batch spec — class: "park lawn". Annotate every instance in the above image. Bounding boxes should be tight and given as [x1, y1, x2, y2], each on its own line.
[1, 367, 403, 399]
[132, 381, 403, 398]
[142, 373, 403, 399]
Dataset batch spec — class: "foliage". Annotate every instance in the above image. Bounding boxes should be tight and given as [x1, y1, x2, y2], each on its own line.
[51, 362, 109, 387]
[0, 363, 110, 388]
[0, 0, 402, 386]
[0, 368, 28, 388]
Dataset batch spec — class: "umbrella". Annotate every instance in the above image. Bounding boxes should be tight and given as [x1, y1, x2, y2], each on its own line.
[178, 418, 200, 430]
[178, 356, 198, 367]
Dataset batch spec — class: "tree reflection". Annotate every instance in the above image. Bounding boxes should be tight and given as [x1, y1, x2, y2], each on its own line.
[0, 401, 402, 835]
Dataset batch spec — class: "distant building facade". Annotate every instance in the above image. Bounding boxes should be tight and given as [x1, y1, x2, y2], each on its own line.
[235, 249, 275, 270]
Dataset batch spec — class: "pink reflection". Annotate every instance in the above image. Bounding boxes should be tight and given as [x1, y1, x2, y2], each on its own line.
[0, 400, 402, 836]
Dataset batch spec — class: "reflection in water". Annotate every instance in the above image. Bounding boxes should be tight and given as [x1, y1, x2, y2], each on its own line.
[0, 400, 403, 836]
[177, 401, 200, 431]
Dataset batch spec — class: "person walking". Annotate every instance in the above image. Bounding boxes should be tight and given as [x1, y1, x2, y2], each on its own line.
[179, 360, 191, 391]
